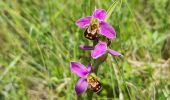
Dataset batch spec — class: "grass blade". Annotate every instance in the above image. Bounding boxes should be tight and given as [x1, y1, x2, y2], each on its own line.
[105, 0, 119, 21]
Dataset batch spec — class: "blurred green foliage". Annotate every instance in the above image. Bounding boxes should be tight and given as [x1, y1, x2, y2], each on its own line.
[0, 0, 170, 99]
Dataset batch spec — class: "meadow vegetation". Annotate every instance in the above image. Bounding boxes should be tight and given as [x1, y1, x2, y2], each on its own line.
[0, 0, 170, 99]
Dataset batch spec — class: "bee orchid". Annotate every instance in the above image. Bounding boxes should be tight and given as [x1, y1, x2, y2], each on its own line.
[76, 9, 116, 39]
[70, 62, 92, 95]
[80, 41, 122, 59]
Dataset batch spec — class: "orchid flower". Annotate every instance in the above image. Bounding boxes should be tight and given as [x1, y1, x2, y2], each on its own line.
[76, 9, 116, 39]
[70, 62, 92, 95]
[80, 41, 122, 59]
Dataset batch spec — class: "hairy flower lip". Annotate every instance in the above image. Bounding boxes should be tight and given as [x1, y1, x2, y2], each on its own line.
[76, 9, 116, 39]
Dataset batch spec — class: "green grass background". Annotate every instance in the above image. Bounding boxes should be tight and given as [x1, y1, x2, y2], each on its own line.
[0, 0, 170, 100]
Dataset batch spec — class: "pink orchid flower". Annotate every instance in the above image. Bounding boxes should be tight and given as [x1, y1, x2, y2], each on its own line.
[70, 62, 92, 95]
[76, 9, 116, 39]
[80, 41, 122, 59]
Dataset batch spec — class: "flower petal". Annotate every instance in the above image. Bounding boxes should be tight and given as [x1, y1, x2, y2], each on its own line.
[91, 42, 107, 59]
[75, 78, 88, 95]
[108, 49, 122, 56]
[76, 16, 92, 28]
[80, 45, 94, 50]
[87, 63, 92, 73]
[70, 62, 89, 77]
[92, 9, 107, 21]
[99, 21, 116, 39]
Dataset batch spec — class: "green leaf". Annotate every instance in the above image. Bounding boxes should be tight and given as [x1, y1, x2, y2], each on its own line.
[105, 0, 120, 21]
